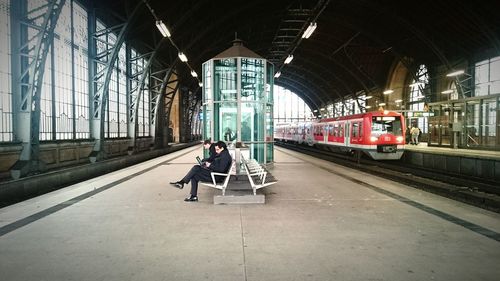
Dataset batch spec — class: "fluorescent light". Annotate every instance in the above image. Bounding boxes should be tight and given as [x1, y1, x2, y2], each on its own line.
[155, 21, 171, 38]
[395, 99, 403, 103]
[284, 54, 293, 64]
[198, 82, 203, 87]
[191, 70, 198, 77]
[274, 71, 281, 78]
[302, 22, 317, 39]
[220, 89, 237, 94]
[320, 107, 325, 111]
[409, 82, 424, 87]
[383, 89, 394, 95]
[446, 70, 465, 77]
[364, 95, 373, 99]
[441, 89, 454, 94]
[313, 109, 318, 112]
[365, 105, 372, 109]
[378, 103, 386, 106]
[178, 52, 188, 62]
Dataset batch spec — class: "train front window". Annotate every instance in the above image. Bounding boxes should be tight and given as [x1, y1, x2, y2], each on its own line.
[372, 116, 402, 136]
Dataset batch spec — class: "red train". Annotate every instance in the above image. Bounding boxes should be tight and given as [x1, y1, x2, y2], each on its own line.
[274, 110, 406, 160]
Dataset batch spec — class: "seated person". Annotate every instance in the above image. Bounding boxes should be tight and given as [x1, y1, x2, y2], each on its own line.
[201, 139, 216, 165]
[170, 141, 233, 202]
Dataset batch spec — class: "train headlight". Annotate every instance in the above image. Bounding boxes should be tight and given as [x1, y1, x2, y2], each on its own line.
[370, 136, 378, 142]
[396, 136, 404, 142]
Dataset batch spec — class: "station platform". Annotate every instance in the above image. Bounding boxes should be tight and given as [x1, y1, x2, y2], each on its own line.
[1, 145, 499, 281]
[402, 142, 500, 183]
[405, 142, 500, 161]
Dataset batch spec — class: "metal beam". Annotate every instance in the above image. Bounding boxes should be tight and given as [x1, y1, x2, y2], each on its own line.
[11, 0, 66, 179]
[127, 49, 154, 152]
[150, 63, 180, 148]
[89, 2, 143, 162]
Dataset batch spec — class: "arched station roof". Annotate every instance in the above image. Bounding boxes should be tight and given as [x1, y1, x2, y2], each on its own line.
[93, 0, 500, 110]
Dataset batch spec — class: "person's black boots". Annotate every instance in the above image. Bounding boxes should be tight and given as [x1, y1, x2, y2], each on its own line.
[169, 181, 184, 189]
[184, 195, 198, 202]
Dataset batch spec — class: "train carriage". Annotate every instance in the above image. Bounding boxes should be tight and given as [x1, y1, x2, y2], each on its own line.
[274, 110, 405, 160]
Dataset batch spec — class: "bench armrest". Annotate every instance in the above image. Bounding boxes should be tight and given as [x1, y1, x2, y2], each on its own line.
[210, 172, 229, 176]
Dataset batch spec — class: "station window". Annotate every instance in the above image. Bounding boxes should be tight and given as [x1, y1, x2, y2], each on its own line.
[475, 56, 500, 96]
[0, 0, 12, 142]
[273, 85, 312, 124]
[34, 0, 90, 141]
[408, 64, 429, 133]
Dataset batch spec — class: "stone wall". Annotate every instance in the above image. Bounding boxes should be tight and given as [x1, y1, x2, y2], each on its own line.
[0, 138, 154, 181]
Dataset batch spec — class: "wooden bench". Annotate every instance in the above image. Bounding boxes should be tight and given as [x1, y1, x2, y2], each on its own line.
[198, 160, 236, 196]
[241, 155, 278, 195]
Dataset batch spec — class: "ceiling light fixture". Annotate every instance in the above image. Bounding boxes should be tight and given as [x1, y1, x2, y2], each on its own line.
[446, 70, 465, 77]
[302, 22, 317, 39]
[274, 71, 281, 78]
[190, 70, 198, 77]
[155, 20, 171, 38]
[284, 54, 293, 64]
[178, 52, 188, 62]
[383, 89, 394, 95]
[409, 82, 424, 88]
[441, 89, 454, 94]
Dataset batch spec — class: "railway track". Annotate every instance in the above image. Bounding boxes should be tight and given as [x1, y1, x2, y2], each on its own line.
[275, 141, 500, 213]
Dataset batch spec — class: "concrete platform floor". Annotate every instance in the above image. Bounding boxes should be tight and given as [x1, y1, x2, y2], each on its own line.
[1, 145, 499, 281]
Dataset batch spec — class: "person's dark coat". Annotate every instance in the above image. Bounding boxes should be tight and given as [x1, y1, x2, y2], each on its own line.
[209, 149, 232, 174]
[405, 127, 411, 143]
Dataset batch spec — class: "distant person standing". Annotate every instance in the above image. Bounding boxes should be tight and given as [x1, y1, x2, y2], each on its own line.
[410, 125, 420, 145]
[241, 121, 251, 141]
[224, 127, 236, 142]
[405, 125, 411, 144]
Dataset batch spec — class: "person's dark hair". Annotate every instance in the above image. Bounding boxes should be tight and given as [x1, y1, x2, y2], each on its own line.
[203, 139, 211, 145]
[215, 140, 227, 150]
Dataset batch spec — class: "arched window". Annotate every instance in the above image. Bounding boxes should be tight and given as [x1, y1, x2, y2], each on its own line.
[273, 85, 312, 124]
[408, 64, 429, 133]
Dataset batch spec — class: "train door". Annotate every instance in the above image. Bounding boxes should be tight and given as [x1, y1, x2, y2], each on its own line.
[323, 124, 328, 143]
[305, 123, 314, 146]
[344, 121, 350, 147]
